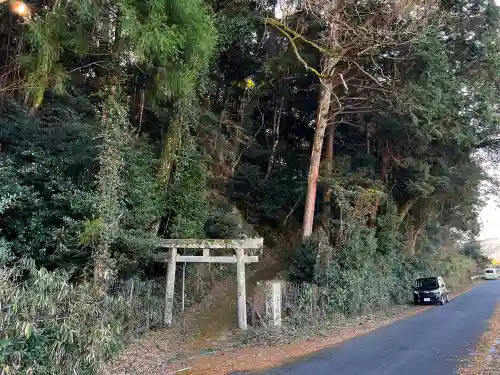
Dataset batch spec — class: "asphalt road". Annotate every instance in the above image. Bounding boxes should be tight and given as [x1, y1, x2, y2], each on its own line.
[234, 281, 500, 375]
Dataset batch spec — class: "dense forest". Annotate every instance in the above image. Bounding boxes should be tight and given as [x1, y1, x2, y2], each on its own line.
[1, 0, 499, 373]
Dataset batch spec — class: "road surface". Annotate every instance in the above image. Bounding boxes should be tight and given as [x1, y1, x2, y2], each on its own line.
[233, 281, 500, 375]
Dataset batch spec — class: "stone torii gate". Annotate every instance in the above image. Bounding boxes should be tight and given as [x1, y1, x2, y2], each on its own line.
[157, 238, 263, 330]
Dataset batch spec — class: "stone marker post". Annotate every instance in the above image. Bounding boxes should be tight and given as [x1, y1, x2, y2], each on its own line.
[266, 280, 282, 327]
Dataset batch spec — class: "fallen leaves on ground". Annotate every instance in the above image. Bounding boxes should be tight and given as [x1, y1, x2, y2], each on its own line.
[102, 284, 474, 375]
[459, 302, 500, 375]
[176, 306, 431, 375]
[173, 285, 474, 375]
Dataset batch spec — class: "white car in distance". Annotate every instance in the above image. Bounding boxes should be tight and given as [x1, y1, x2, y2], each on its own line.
[484, 268, 498, 280]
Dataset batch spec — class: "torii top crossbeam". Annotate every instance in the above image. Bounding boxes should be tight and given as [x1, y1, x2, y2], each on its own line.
[157, 238, 263, 249]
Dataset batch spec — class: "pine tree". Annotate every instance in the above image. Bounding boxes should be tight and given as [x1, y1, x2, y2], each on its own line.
[19, 0, 217, 291]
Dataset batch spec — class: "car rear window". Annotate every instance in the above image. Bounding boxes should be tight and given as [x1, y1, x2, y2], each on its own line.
[416, 278, 439, 289]
[486, 269, 495, 273]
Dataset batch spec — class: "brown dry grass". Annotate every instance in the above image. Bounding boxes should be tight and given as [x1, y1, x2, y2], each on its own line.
[459, 303, 500, 375]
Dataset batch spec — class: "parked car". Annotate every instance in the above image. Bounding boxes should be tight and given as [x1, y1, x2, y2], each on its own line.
[484, 268, 498, 280]
[413, 276, 449, 305]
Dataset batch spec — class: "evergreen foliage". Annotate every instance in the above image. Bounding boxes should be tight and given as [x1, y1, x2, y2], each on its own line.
[0, 0, 500, 372]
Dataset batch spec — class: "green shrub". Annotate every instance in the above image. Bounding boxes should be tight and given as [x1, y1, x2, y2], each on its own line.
[0, 262, 127, 375]
[163, 136, 209, 239]
[288, 198, 477, 323]
[287, 250, 475, 325]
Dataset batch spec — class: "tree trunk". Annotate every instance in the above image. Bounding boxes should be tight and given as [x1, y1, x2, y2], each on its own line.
[365, 122, 371, 156]
[265, 97, 284, 180]
[398, 197, 418, 224]
[322, 123, 335, 220]
[302, 55, 336, 240]
[368, 194, 380, 228]
[158, 117, 183, 185]
[93, 8, 124, 294]
[313, 122, 336, 277]
[406, 224, 419, 256]
[381, 141, 389, 186]
[94, 91, 126, 294]
[136, 89, 145, 135]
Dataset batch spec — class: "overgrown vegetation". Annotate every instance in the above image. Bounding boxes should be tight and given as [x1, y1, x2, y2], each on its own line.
[289, 199, 477, 321]
[1, 0, 500, 373]
[0, 261, 124, 375]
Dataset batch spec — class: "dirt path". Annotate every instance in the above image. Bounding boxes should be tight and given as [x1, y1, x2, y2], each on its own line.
[179, 260, 289, 340]
[100, 257, 290, 375]
[176, 231, 299, 341]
